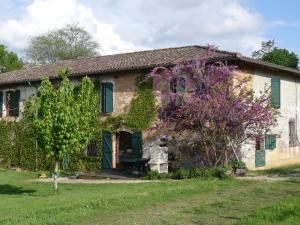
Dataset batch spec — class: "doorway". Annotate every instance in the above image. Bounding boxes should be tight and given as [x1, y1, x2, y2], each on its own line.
[117, 131, 133, 167]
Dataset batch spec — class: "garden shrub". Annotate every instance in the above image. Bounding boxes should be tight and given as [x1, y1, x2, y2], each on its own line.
[173, 168, 190, 179]
[145, 170, 162, 180]
[145, 167, 232, 180]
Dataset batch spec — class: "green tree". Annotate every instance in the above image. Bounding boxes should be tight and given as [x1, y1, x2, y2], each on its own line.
[252, 40, 299, 69]
[25, 68, 99, 191]
[0, 44, 23, 73]
[26, 24, 100, 64]
[262, 48, 299, 69]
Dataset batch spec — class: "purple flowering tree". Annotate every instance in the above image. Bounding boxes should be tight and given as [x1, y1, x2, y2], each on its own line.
[149, 49, 278, 167]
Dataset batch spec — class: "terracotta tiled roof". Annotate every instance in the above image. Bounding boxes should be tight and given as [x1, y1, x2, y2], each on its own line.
[0, 45, 235, 85]
[0, 45, 299, 85]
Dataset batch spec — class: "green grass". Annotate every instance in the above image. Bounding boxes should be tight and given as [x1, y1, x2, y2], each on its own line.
[0, 168, 300, 225]
[247, 164, 300, 177]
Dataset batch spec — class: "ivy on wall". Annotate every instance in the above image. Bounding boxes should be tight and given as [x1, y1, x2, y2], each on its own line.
[102, 75, 156, 133]
[0, 121, 50, 170]
[0, 120, 102, 171]
[0, 74, 156, 171]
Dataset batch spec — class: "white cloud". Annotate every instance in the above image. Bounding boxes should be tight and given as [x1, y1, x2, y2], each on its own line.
[0, 0, 140, 55]
[0, 0, 292, 56]
[80, 0, 267, 55]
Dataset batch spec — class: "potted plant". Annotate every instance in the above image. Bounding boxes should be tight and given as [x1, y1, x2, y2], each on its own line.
[232, 160, 246, 177]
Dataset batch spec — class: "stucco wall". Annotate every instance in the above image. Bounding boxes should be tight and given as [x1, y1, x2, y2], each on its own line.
[241, 68, 300, 170]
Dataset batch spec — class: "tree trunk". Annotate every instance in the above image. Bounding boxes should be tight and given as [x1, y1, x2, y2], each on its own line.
[53, 160, 59, 192]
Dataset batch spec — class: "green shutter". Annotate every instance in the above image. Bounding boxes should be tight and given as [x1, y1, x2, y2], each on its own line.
[271, 77, 280, 108]
[102, 131, 112, 169]
[101, 83, 106, 112]
[255, 150, 266, 167]
[101, 83, 113, 113]
[0, 91, 3, 117]
[265, 134, 276, 150]
[132, 131, 143, 158]
[11, 90, 20, 117]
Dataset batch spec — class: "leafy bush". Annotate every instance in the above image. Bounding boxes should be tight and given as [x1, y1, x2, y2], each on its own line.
[173, 168, 190, 180]
[145, 167, 231, 180]
[212, 166, 231, 179]
[232, 160, 246, 169]
[145, 170, 161, 180]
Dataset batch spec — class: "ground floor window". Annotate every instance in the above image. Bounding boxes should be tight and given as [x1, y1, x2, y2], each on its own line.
[265, 134, 276, 150]
[289, 119, 299, 146]
[5, 90, 20, 117]
[86, 140, 98, 157]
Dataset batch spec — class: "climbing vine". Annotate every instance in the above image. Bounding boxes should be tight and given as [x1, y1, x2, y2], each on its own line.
[0, 120, 51, 170]
[102, 74, 156, 133]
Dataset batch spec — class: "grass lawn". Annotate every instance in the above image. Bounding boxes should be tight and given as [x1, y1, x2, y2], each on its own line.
[0, 168, 300, 225]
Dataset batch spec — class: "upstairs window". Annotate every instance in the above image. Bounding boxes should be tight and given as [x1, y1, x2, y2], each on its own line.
[101, 82, 113, 113]
[170, 77, 185, 94]
[271, 77, 280, 108]
[6, 90, 20, 117]
[289, 119, 299, 146]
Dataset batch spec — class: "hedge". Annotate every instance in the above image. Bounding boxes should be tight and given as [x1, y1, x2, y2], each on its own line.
[0, 120, 102, 171]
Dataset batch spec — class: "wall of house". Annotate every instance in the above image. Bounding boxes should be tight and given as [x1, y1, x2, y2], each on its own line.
[240, 68, 300, 170]
[96, 72, 139, 116]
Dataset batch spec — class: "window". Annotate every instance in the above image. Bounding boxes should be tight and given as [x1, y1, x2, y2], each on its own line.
[255, 136, 266, 167]
[289, 119, 299, 146]
[170, 77, 185, 94]
[6, 90, 20, 117]
[101, 82, 113, 113]
[265, 134, 276, 150]
[271, 77, 280, 108]
[86, 140, 98, 157]
[255, 136, 264, 150]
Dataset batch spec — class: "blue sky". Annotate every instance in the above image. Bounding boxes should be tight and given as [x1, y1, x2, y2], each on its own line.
[248, 0, 300, 55]
[0, 0, 299, 57]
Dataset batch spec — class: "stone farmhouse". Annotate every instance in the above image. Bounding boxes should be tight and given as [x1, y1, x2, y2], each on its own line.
[1, 45, 300, 172]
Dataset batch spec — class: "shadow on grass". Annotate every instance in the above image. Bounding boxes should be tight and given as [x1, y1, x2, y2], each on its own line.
[0, 184, 36, 195]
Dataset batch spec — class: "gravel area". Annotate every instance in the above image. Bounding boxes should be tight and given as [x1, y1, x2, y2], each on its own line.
[34, 177, 160, 184]
[236, 176, 291, 181]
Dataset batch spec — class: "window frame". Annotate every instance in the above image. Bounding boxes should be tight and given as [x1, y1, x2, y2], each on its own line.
[5, 89, 20, 117]
[271, 76, 280, 109]
[289, 119, 299, 147]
